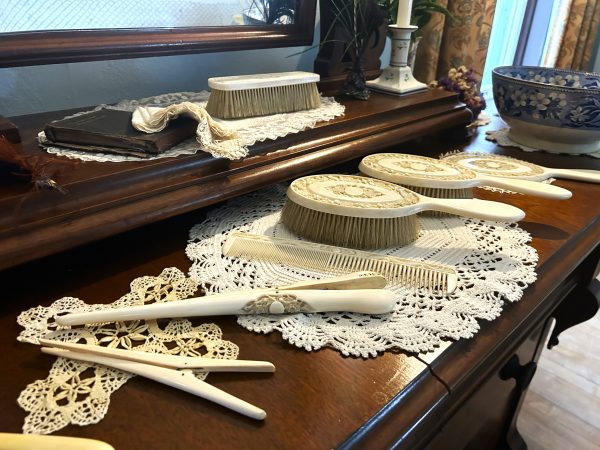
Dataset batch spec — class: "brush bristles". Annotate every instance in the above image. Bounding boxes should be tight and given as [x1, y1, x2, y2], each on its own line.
[206, 83, 321, 119]
[280, 200, 419, 250]
[400, 185, 473, 218]
[223, 232, 455, 293]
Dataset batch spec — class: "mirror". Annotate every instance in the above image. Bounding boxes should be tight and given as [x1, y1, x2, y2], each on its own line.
[0, 0, 317, 67]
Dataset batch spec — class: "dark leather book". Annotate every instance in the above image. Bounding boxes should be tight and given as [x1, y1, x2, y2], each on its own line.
[44, 109, 197, 155]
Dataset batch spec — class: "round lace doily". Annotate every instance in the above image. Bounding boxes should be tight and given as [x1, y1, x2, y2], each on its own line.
[17, 268, 239, 435]
[486, 128, 600, 159]
[186, 185, 538, 358]
[40, 91, 345, 162]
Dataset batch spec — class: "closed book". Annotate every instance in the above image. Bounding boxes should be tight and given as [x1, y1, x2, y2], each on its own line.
[44, 109, 197, 155]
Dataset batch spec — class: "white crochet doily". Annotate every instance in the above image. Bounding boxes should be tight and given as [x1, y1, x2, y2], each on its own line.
[186, 185, 538, 358]
[486, 128, 600, 159]
[16, 267, 239, 435]
[40, 91, 345, 162]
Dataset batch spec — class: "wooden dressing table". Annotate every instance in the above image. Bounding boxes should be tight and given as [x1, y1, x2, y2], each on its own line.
[0, 93, 599, 449]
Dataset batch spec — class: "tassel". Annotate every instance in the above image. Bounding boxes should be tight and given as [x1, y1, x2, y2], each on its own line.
[132, 102, 246, 160]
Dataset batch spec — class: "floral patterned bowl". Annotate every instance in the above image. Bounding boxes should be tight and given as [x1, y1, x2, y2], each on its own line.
[492, 66, 600, 154]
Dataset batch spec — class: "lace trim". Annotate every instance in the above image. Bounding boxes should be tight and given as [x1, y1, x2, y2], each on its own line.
[486, 128, 600, 158]
[186, 185, 538, 358]
[17, 268, 238, 434]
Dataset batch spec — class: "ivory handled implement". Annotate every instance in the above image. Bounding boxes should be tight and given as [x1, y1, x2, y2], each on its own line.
[40, 346, 268, 420]
[38, 339, 275, 372]
[442, 153, 600, 183]
[535, 167, 600, 183]
[55, 289, 395, 326]
[359, 153, 571, 199]
[473, 173, 571, 198]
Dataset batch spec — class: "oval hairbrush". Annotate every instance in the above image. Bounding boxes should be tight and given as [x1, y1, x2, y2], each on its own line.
[442, 153, 600, 183]
[281, 174, 525, 249]
[359, 153, 571, 199]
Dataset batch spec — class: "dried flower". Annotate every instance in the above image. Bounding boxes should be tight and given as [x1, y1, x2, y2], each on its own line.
[431, 67, 486, 112]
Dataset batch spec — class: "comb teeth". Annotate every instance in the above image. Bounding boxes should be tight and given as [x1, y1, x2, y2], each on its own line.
[222, 232, 458, 294]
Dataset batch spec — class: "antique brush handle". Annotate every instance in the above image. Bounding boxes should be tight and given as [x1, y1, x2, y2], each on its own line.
[546, 168, 600, 183]
[55, 289, 395, 326]
[41, 347, 267, 420]
[477, 174, 572, 199]
[418, 198, 525, 222]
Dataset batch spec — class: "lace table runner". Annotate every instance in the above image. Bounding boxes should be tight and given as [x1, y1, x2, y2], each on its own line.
[186, 185, 538, 358]
[486, 128, 600, 159]
[16, 268, 239, 435]
[39, 91, 345, 162]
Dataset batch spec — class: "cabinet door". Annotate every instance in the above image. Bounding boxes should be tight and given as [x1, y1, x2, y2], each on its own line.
[425, 318, 552, 450]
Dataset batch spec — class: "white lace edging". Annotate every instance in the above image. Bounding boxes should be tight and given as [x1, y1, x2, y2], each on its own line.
[486, 128, 600, 158]
[40, 91, 345, 162]
[16, 267, 239, 434]
[186, 185, 538, 358]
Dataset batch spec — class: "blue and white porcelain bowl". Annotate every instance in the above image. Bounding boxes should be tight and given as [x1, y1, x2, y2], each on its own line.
[492, 66, 600, 154]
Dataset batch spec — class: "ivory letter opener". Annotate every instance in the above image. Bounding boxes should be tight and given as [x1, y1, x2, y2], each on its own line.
[56, 272, 395, 327]
[39, 338, 274, 420]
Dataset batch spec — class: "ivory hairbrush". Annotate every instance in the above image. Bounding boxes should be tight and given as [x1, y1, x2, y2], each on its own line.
[359, 153, 571, 199]
[443, 153, 600, 183]
[205, 71, 321, 119]
[281, 174, 525, 249]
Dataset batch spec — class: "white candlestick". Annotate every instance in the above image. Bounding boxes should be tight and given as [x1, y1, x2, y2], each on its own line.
[366, 25, 427, 95]
[396, 0, 413, 27]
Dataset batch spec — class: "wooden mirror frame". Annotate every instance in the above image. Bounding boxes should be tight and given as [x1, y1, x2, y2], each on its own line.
[0, 0, 317, 68]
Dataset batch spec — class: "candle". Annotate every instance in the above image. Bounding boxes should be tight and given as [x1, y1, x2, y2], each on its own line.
[396, 0, 413, 27]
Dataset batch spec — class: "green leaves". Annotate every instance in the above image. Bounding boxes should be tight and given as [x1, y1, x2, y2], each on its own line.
[413, 0, 453, 31]
[376, 0, 453, 29]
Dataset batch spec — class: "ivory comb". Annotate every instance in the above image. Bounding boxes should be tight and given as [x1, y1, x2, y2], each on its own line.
[222, 232, 458, 294]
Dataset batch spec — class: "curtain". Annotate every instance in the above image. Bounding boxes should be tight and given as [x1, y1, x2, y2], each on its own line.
[542, 0, 572, 67]
[412, 0, 497, 85]
[555, 0, 600, 70]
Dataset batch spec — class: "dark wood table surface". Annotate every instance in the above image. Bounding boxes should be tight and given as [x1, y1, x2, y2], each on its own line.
[1, 108, 599, 449]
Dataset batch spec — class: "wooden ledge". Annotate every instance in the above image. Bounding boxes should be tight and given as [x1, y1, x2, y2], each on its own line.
[1, 89, 470, 269]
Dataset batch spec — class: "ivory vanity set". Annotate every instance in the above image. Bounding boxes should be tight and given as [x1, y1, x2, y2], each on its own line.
[2, 70, 600, 450]
[2, 1, 600, 448]
[14, 67, 597, 425]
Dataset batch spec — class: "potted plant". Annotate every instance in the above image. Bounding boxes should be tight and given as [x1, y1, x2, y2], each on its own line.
[319, 0, 388, 100]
